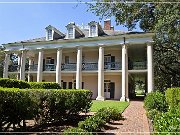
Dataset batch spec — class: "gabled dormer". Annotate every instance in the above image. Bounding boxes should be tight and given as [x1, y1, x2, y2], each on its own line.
[66, 22, 84, 39]
[88, 21, 104, 37]
[45, 25, 65, 41]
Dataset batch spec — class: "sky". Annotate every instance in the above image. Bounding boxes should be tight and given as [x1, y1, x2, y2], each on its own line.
[0, 0, 141, 45]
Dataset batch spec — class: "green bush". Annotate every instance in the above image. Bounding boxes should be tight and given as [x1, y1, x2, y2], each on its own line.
[29, 82, 61, 89]
[147, 109, 160, 121]
[154, 111, 180, 133]
[78, 107, 122, 132]
[78, 115, 106, 132]
[165, 87, 180, 112]
[0, 78, 30, 89]
[95, 107, 122, 123]
[64, 127, 92, 135]
[144, 91, 168, 112]
[0, 88, 92, 131]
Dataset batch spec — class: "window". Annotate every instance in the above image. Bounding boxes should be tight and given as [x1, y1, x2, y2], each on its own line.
[68, 27, 73, 39]
[90, 25, 96, 37]
[65, 56, 69, 64]
[46, 57, 54, 64]
[47, 29, 52, 40]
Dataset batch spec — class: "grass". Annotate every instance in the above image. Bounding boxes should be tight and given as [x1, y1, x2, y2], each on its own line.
[90, 100, 129, 113]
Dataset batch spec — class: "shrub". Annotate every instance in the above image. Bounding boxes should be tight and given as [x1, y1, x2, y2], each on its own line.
[144, 91, 168, 112]
[154, 111, 180, 133]
[0, 78, 30, 89]
[64, 127, 92, 135]
[29, 82, 61, 89]
[78, 107, 122, 132]
[0, 88, 92, 131]
[95, 107, 122, 123]
[78, 115, 106, 132]
[165, 87, 180, 112]
[147, 109, 160, 121]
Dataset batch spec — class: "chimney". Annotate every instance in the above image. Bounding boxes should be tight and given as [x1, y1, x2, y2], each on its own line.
[104, 19, 111, 30]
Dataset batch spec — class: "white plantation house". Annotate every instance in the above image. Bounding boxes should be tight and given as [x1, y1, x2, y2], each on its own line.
[2, 20, 154, 101]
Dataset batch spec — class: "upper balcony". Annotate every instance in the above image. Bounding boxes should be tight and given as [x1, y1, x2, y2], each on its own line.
[8, 61, 147, 73]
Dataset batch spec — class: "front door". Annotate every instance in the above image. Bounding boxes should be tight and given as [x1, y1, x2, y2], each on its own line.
[104, 82, 110, 99]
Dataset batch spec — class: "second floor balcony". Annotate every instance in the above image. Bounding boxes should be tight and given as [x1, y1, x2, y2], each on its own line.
[8, 61, 147, 72]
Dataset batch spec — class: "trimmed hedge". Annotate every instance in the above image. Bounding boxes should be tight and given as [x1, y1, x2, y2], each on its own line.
[0, 78, 62, 89]
[0, 88, 92, 131]
[165, 87, 180, 112]
[154, 111, 180, 132]
[29, 82, 61, 89]
[144, 91, 168, 112]
[0, 78, 30, 89]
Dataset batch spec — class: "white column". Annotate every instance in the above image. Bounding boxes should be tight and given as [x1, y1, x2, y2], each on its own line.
[17, 53, 21, 80]
[96, 46, 105, 101]
[56, 48, 62, 85]
[3, 53, 10, 78]
[28, 58, 33, 82]
[125, 46, 129, 101]
[37, 49, 44, 82]
[121, 44, 128, 101]
[76, 47, 82, 89]
[19, 50, 26, 80]
[147, 43, 154, 93]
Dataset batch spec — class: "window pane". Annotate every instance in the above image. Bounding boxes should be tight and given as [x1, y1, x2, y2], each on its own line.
[68, 28, 73, 38]
[90, 25, 96, 36]
[48, 29, 52, 39]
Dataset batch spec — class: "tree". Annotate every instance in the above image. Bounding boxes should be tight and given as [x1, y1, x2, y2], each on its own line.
[87, 0, 180, 90]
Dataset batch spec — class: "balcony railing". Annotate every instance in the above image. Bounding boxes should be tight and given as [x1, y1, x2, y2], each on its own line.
[104, 62, 122, 70]
[82, 63, 98, 70]
[29, 64, 38, 71]
[44, 64, 56, 71]
[131, 61, 147, 70]
[62, 63, 76, 71]
[8, 65, 20, 72]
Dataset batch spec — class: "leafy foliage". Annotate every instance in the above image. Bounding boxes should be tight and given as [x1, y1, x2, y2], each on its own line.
[87, 0, 180, 91]
[154, 111, 180, 133]
[78, 107, 122, 132]
[0, 78, 30, 89]
[144, 91, 168, 112]
[0, 88, 92, 131]
[29, 82, 61, 89]
[165, 87, 180, 113]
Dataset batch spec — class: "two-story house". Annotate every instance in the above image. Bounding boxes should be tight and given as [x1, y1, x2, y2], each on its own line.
[2, 20, 154, 101]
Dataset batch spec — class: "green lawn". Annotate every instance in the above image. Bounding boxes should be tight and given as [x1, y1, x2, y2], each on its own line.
[90, 100, 129, 113]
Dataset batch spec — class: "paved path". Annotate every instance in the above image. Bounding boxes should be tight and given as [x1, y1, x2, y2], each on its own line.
[105, 101, 150, 135]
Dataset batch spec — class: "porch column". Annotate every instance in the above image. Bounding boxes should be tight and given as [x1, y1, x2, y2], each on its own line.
[17, 53, 21, 80]
[96, 45, 105, 101]
[121, 44, 128, 101]
[56, 48, 62, 85]
[28, 57, 33, 82]
[37, 49, 44, 82]
[76, 47, 82, 89]
[147, 43, 154, 93]
[3, 52, 10, 78]
[19, 50, 26, 80]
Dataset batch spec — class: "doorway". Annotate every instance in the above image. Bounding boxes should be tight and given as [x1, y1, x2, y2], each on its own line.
[104, 81, 115, 99]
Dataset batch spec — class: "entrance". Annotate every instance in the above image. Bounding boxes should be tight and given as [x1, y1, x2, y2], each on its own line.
[104, 81, 115, 99]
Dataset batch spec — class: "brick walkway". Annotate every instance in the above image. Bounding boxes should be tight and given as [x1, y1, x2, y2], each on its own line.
[105, 101, 150, 135]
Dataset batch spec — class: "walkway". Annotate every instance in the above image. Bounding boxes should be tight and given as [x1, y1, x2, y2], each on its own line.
[105, 101, 150, 135]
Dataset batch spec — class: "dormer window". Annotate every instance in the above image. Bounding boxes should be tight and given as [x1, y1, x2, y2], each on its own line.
[66, 22, 84, 39]
[88, 21, 104, 37]
[45, 25, 65, 41]
[68, 27, 74, 39]
[90, 25, 96, 37]
[47, 29, 53, 40]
